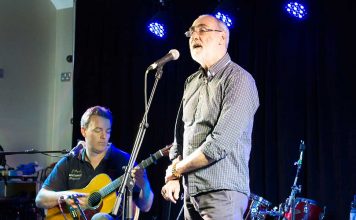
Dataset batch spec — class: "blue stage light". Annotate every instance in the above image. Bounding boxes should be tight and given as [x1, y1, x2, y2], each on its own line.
[148, 22, 166, 38]
[215, 12, 233, 28]
[285, 2, 307, 19]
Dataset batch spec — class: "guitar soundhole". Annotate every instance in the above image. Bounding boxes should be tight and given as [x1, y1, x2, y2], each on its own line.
[88, 192, 102, 209]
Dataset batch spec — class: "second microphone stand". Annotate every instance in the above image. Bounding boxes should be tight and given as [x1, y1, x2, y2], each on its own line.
[112, 66, 164, 219]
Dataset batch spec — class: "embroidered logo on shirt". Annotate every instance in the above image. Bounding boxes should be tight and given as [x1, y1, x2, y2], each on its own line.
[69, 169, 82, 180]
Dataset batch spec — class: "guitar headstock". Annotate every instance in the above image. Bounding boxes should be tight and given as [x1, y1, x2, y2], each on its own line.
[159, 144, 173, 157]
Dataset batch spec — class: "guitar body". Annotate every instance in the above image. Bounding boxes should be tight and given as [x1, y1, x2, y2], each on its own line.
[46, 174, 117, 220]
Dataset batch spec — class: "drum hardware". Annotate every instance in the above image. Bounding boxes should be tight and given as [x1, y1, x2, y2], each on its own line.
[281, 140, 306, 220]
[244, 194, 326, 220]
[259, 206, 284, 217]
[283, 197, 325, 220]
[246, 141, 326, 220]
[244, 193, 272, 220]
[278, 141, 325, 220]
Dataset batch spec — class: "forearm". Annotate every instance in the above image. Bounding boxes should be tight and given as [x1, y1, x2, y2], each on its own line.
[175, 148, 213, 175]
[35, 188, 71, 209]
[136, 182, 154, 212]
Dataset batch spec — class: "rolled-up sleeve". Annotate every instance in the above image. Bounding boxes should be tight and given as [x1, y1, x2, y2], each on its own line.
[179, 53, 260, 196]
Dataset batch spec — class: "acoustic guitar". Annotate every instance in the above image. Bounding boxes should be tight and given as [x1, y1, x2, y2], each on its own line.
[45, 144, 172, 220]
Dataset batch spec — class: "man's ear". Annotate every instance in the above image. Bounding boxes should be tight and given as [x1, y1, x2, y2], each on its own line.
[80, 127, 86, 137]
[221, 32, 226, 43]
[218, 32, 226, 45]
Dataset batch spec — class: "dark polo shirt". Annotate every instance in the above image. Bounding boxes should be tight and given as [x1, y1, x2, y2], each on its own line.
[43, 144, 133, 191]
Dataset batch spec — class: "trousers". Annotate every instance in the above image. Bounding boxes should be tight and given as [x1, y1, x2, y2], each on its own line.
[184, 190, 248, 220]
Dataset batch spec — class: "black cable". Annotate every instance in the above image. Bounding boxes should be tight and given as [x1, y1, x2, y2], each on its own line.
[0, 145, 6, 166]
[175, 204, 184, 220]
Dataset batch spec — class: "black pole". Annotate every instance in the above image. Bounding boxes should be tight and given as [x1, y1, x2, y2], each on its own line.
[283, 140, 305, 220]
[0, 149, 70, 155]
[112, 66, 164, 218]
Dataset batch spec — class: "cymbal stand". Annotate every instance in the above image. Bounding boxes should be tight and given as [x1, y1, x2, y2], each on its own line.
[283, 140, 306, 220]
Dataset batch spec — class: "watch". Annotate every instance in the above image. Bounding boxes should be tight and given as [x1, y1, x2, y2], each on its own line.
[172, 162, 182, 179]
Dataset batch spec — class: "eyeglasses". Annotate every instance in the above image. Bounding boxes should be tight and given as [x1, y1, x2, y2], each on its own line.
[184, 26, 222, 38]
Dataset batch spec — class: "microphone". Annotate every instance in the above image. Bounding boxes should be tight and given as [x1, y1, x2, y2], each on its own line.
[68, 141, 85, 156]
[60, 193, 86, 200]
[68, 193, 86, 199]
[148, 49, 180, 70]
[59, 193, 85, 219]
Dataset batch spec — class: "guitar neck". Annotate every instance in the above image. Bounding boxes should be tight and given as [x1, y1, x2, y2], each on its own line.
[99, 148, 165, 197]
[137, 148, 164, 169]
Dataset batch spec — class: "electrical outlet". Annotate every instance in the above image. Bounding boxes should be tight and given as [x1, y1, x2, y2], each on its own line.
[61, 72, 71, 81]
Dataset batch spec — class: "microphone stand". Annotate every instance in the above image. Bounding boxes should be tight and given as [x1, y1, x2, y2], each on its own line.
[72, 195, 88, 220]
[112, 66, 164, 219]
[283, 140, 306, 220]
[123, 177, 135, 220]
[0, 149, 69, 179]
[0, 149, 70, 155]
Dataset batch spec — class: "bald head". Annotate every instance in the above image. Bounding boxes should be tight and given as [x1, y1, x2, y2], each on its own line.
[197, 14, 230, 48]
[188, 14, 230, 68]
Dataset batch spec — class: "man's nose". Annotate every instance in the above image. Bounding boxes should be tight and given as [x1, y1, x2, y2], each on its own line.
[191, 30, 199, 38]
[190, 35, 199, 46]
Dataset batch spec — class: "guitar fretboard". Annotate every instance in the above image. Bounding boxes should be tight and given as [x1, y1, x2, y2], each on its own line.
[99, 149, 164, 197]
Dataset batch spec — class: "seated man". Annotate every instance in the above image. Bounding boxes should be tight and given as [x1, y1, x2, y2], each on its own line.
[36, 106, 154, 219]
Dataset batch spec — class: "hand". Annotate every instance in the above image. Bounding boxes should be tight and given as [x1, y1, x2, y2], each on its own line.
[165, 162, 182, 183]
[161, 180, 180, 203]
[61, 192, 88, 209]
[131, 167, 148, 189]
[165, 164, 175, 183]
[165, 156, 182, 183]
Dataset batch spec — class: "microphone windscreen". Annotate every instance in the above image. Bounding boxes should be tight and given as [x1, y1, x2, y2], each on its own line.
[169, 49, 180, 60]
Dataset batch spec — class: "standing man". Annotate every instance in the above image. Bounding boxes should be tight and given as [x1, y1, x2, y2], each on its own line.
[36, 106, 154, 219]
[161, 14, 260, 220]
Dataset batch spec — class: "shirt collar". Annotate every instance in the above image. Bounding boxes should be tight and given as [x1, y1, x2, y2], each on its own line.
[199, 53, 231, 80]
[77, 142, 112, 162]
[208, 53, 231, 77]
